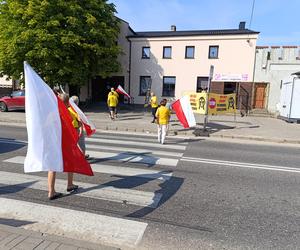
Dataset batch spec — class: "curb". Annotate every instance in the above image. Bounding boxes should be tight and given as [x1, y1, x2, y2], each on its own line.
[2, 121, 300, 145]
[210, 134, 300, 144]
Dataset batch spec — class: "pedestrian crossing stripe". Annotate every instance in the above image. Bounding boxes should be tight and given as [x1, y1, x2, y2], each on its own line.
[91, 134, 189, 145]
[0, 171, 162, 208]
[4, 156, 173, 181]
[86, 137, 187, 151]
[0, 198, 148, 247]
[86, 143, 184, 157]
[88, 151, 179, 166]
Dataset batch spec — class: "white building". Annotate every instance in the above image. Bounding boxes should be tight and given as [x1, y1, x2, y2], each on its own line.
[254, 46, 300, 113]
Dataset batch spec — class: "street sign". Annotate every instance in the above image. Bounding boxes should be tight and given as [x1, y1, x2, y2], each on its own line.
[209, 98, 216, 109]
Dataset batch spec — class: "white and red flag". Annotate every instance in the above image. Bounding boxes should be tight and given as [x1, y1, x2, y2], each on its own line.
[24, 62, 93, 176]
[116, 85, 131, 99]
[172, 95, 196, 128]
[69, 99, 96, 137]
[59, 86, 96, 137]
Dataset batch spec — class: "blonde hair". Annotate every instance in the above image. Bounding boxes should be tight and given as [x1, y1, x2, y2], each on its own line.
[71, 95, 79, 105]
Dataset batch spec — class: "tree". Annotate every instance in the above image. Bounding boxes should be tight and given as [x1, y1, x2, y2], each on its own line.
[0, 0, 121, 87]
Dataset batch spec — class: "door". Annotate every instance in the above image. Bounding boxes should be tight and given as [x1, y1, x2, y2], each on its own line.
[254, 83, 267, 109]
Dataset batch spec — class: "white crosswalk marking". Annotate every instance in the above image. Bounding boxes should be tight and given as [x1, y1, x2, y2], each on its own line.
[0, 171, 162, 208]
[86, 137, 187, 150]
[0, 198, 147, 247]
[91, 134, 189, 145]
[4, 156, 173, 180]
[88, 150, 179, 166]
[0, 132, 188, 248]
[86, 143, 184, 157]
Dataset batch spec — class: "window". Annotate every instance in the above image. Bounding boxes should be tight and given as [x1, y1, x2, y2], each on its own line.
[142, 47, 150, 59]
[139, 76, 151, 96]
[162, 77, 176, 97]
[163, 46, 172, 58]
[185, 46, 195, 59]
[11, 90, 24, 97]
[196, 77, 209, 92]
[224, 82, 236, 94]
[209, 45, 219, 59]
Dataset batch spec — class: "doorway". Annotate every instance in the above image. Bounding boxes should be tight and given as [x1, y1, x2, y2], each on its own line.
[92, 76, 125, 102]
[254, 83, 267, 109]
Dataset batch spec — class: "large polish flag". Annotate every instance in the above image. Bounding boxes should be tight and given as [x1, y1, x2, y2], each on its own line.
[24, 62, 93, 176]
[59, 86, 96, 137]
[116, 85, 131, 99]
[172, 95, 196, 128]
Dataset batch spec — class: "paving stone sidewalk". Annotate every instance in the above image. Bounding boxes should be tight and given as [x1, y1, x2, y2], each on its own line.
[0, 103, 300, 144]
[0, 223, 118, 250]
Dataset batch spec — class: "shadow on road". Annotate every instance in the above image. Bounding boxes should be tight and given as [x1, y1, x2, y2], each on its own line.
[0, 218, 35, 227]
[0, 138, 26, 154]
[88, 151, 159, 168]
[126, 175, 184, 218]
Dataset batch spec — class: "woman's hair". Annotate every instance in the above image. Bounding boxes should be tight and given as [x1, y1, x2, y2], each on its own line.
[59, 93, 69, 105]
[71, 95, 79, 105]
[160, 99, 167, 106]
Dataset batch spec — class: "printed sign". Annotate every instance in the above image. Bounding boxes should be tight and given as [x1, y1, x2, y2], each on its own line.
[183, 92, 236, 115]
[214, 73, 249, 82]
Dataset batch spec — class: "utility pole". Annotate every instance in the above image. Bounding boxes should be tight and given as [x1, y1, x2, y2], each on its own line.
[203, 65, 214, 132]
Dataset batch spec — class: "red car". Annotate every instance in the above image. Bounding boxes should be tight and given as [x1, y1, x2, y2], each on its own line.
[0, 90, 25, 112]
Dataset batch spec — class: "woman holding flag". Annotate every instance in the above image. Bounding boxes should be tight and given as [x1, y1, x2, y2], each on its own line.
[24, 62, 94, 201]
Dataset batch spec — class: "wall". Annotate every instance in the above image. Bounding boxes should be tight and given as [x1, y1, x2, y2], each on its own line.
[254, 46, 300, 113]
[129, 33, 258, 104]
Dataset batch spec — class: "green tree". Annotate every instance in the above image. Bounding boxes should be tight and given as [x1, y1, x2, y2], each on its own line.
[0, 0, 121, 87]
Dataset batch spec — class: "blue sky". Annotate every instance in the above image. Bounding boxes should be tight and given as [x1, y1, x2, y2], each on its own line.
[110, 0, 300, 46]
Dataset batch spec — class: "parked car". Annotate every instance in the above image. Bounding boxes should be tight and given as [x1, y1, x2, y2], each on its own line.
[0, 90, 25, 112]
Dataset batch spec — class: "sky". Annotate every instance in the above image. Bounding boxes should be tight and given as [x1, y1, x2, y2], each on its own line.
[109, 0, 300, 46]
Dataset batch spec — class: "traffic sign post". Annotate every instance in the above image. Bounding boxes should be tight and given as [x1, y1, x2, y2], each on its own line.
[203, 65, 214, 132]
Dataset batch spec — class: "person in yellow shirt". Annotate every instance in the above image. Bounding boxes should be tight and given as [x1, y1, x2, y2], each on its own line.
[150, 92, 158, 123]
[111, 87, 119, 118]
[107, 91, 118, 120]
[155, 99, 170, 144]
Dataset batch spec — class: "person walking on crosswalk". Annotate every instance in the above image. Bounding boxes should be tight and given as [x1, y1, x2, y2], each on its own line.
[111, 87, 119, 117]
[150, 92, 158, 123]
[107, 89, 118, 120]
[155, 99, 170, 144]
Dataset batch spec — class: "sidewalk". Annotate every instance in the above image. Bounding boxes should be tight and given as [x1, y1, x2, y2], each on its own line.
[0, 223, 117, 250]
[1, 103, 300, 144]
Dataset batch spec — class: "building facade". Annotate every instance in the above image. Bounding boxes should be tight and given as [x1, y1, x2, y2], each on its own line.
[254, 46, 300, 113]
[127, 23, 259, 107]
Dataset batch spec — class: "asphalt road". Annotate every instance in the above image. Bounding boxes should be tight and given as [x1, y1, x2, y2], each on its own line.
[0, 125, 299, 250]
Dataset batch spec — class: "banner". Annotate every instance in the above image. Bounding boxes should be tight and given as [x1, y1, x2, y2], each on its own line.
[183, 92, 236, 115]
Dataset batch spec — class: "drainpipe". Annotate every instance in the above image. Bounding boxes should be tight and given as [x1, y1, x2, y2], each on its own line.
[288, 76, 297, 120]
[127, 37, 132, 97]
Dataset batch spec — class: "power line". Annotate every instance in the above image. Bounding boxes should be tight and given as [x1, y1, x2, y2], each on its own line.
[249, 0, 256, 29]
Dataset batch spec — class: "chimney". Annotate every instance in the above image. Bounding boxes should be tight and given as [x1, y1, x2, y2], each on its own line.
[239, 21, 246, 30]
[171, 25, 176, 32]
